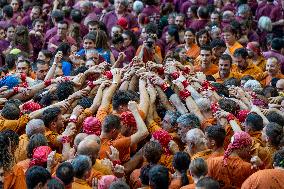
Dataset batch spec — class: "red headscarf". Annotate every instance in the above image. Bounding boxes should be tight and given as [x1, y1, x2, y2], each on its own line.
[152, 129, 173, 155]
[223, 131, 252, 165]
[83, 116, 102, 136]
[29, 146, 52, 167]
[22, 101, 42, 114]
[120, 111, 137, 128]
[236, 110, 250, 123]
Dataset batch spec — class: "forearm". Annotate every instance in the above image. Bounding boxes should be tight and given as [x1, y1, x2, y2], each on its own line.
[169, 94, 188, 114]
[100, 84, 118, 109]
[45, 63, 57, 81]
[229, 120, 242, 133]
[119, 80, 129, 90]
[11, 82, 46, 101]
[128, 75, 138, 91]
[155, 87, 175, 111]
[138, 80, 149, 115]
[89, 87, 104, 114]
[185, 85, 202, 100]
[131, 110, 149, 145]
[185, 97, 204, 121]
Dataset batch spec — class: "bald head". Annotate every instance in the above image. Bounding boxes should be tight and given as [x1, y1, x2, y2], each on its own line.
[77, 139, 100, 164]
[74, 133, 88, 148]
[276, 79, 284, 92]
[84, 134, 101, 145]
[26, 119, 45, 138]
[186, 128, 208, 156]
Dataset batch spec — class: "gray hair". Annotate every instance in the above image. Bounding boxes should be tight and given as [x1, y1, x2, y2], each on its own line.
[133, 1, 144, 13]
[165, 110, 181, 126]
[177, 113, 200, 128]
[186, 128, 207, 146]
[115, 0, 129, 7]
[243, 80, 262, 92]
[196, 98, 211, 112]
[237, 4, 251, 16]
[72, 155, 92, 179]
[26, 119, 45, 138]
[80, 1, 93, 8]
[222, 10, 234, 20]
[258, 16, 272, 32]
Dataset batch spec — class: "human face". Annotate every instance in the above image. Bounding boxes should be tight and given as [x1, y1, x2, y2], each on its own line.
[276, 80, 284, 92]
[222, 32, 235, 45]
[205, 132, 214, 149]
[162, 114, 176, 133]
[165, 32, 174, 44]
[266, 59, 278, 75]
[57, 23, 68, 38]
[179, 49, 187, 62]
[218, 59, 231, 76]
[30, 7, 41, 20]
[210, 28, 221, 39]
[6, 27, 15, 41]
[37, 52, 47, 62]
[86, 60, 96, 69]
[55, 113, 64, 130]
[36, 64, 49, 80]
[111, 26, 122, 38]
[184, 31, 195, 45]
[198, 33, 208, 46]
[88, 24, 98, 33]
[187, 8, 193, 19]
[178, 124, 192, 143]
[175, 16, 184, 29]
[233, 56, 247, 70]
[115, 0, 126, 13]
[0, 29, 5, 40]
[246, 48, 254, 58]
[34, 22, 44, 33]
[11, 0, 19, 12]
[128, 0, 134, 10]
[55, 63, 63, 77]
[211, 13, 219, 24]
[212, 46, 226, 58]
[83, 39, 95, 50]
[200, 49, 212, 66]
[122, 33, 131, 47]
[16, 61, 29, 74]
[168, 16, 175, 25]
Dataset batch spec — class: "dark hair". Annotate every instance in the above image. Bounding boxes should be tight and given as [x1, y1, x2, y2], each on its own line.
[112, 34, 124, 45]
[109, 181, 130, 189]
[1, 129, 19, 150]
[143, 141, 163, 164]
[26, 166, 51, 189]
[240, 75, 255, 83]
[27, 133, 48, 158]
[205, 125, 226, 147]
[196, 177, 220, 189]
[3, 5, 13, 18]
[112, 90, 133, 110]
[51, 10, 64, 23]
[71, 66, 88, 76]
[77, 97, 92, 109]
[173, 152, 190, 186]
[2, 100, 21, 119]
[211, 83, 229, 97]
[218, 98, 239, 115]
[262, 86, 279, 98]
[222, 25, 237, 35]
[167, 25, 179, 43]
[42, 107, 61, 128]
[32, 60, 49, 71]
[56, 42, 71, 57]
[140, 164, 152, 185]
[196, 29, 210, 46]
[200, 45, 212, 53]
[271, 38, 283, 51]
[273, 149, 284, 168]
[245, 113, 263, 131]
[47, 178, 65, 189]
[271, 78, 280, 88]
[223, 77, 240, 87]
[265, 122, 283, 147]
[145, 22, 158, 34]
[102, 114, 121, 133]
[197, 6, 209, 19]
[233, 48, 248, 59]
[56, 81, 74, 101]
[149, 165, 169, 189]
[39, 92, 57, 107]
[266, 111, 284, 126]
[220, 54, 232, 65]
[210, 39, 226, 48]
[206, 75, 216, 82]
[92, 30, 109, 50]
[5, 53, 17, 70]
[40, 49, 53, 60]
[32, 18, 45, 28]
[56, 162, 74, 186]
[123, 30, 138, 48]
[0, 134, 13, 171]
[70, 9, 82, 23]
[185, 28, 196, 35]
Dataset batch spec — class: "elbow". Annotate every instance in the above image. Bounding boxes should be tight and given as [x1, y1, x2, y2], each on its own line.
[142, 129, 149, 139]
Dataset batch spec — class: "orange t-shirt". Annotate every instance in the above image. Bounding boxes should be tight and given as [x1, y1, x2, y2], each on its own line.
[4, 165, 27, 189]
[194, 64, 219, 76]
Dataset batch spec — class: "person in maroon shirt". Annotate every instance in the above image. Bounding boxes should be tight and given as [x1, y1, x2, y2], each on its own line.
[48, 21, 76, 52]
[165, 25, 180, 55]
[21, 6, 42, 30]
[122, 30, 138, 65]
[29, 19, 45, 61]
[0, 5, 14, 29]
[189, 6, 209, 32]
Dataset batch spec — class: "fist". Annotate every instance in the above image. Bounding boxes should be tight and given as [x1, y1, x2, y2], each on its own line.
[128, 101, 138, 112]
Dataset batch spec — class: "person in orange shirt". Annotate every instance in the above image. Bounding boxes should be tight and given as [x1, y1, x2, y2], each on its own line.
[181, 158, 208, 189]
[185, 128, 212, 160]
[210, 39, 227, 65]
[213, 54, 240, 83]
[194, 45, 218, 76]
[222, 25, 243, 56]
[72, 155, 93, 189]
[246, 42, 267, 71]
[207, 131, 260, 188]
[241, 149, 284, 189]
[204, 125, 225, 158]
[232, 48, 264, 81]
[261, 57, 284, 86]
[178, 28, 200, 60]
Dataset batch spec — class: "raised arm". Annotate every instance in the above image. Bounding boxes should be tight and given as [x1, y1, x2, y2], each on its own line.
[138, 78, 150, 116]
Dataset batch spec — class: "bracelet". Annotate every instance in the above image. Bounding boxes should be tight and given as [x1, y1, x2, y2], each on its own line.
[179, 89, 191, 100]
[13, 87, 19, 94]
[198, 80, 216, 92]
[20, 73, 27, 82]
[226, 113, 235, 122]
[182, 67, 190, 75]
[171, 72, 180, 80]
[64, 77, 70, 81]
[210, 102, 219, 113]
[87, 80, 95, 88]
[104, 71, 113, 79]
[157, 67, 165, 75]
[160, 82, 170, 91]
[44, 79, 52, 87]
[61, 136, 71, 143]
[181, 80, 189, 88]
[20, 81, 29, 88]
[112, 159, 121, 166]
[69, 118, 77, 123]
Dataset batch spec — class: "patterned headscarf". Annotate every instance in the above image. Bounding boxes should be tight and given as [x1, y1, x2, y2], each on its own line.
[120, 111, 137, 128]
[236, 109, 250, 123]
[98, 175, 118, 189]
[223, 131, 252, 165]
[83, 116, 102, 136]
[22, 101, 42, 114]
[152, 129, 173, 155]
[29, 146, 52, 167]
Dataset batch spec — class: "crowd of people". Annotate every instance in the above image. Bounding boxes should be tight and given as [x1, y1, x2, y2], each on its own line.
[0, 0, 284, 188]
